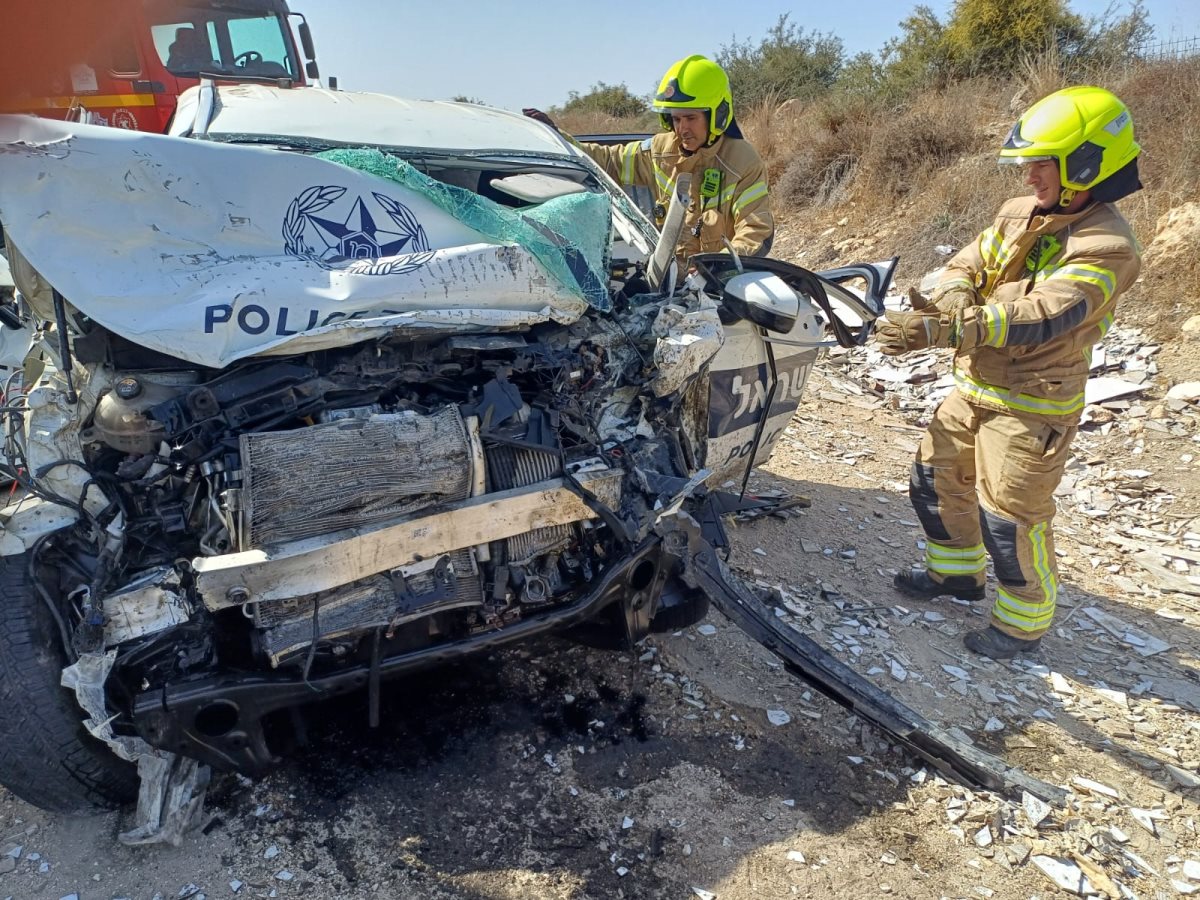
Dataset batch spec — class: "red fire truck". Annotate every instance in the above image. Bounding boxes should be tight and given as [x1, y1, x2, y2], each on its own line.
[0, 0, 320, 133]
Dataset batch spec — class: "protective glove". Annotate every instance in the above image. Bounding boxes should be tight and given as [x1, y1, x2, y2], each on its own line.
[874, 289, 950, 355]
[928, 283, 979, 316]
[875, 307, 949, 356]
[522, 108, 558, 130]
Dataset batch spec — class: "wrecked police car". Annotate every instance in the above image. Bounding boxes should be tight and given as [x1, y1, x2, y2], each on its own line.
[0, 84, 889, 833]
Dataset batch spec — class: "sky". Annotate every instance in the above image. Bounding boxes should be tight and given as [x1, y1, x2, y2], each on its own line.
[295, 0, 1200, 111]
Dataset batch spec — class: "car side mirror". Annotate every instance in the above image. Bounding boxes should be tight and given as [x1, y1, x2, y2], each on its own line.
[720, 271, 799, 333]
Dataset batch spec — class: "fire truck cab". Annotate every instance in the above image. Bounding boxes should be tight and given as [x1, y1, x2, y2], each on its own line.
[1, 0, 319, 133]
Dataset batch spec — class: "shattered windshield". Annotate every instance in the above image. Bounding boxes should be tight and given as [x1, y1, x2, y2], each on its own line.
[148, 1, 297, 79]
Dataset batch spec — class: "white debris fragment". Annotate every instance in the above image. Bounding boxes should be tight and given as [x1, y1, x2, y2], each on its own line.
[1172, 879, 1200, 895]
[616, 866, 630, 877]
[973, 825, 993, 848]
[275, 871, 293, 882]
[890, 660, 908, 682]
[975, 684, 999, 704]
[942, 665, 970, 680]
[880, 851, 899, 865]
[1165, 765, 1200, 788]
[696, 624, 717, 637]
[622, 817, 635, 830]
[1130, 807, 1165, 835]
[786, 850, 806, 863]
[923, 611, 946, 622]
[1081, 607, 1170, 657]
[1094, 688, 1129, 708]
[767, 709, 792, 727]
[1166, 382, 1200, 401]
[1182, 859, 1200, 880]
[1072, 777, 1120, 799]
[691, 889, 717, 900]
[847, 756, 864, 765]
[1049, 672, 1076, 696]
[263, 845, 280, 860]
[983, 717, 1005, 732]
[229, 881, 243, 893]
[1031, 856, 1093, 895]
[1023, 792, 1052, 828]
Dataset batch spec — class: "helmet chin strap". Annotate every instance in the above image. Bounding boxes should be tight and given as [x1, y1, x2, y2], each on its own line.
[1058, 187, 1077, 208]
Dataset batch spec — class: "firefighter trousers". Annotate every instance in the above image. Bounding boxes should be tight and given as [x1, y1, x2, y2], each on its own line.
[907, 389, 1077, 641]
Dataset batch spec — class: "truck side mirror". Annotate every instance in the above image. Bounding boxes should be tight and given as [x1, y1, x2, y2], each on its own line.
[298, 21, 316, 60]
[306, 60, 320, 80]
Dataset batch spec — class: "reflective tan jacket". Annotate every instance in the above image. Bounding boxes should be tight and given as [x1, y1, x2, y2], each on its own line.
[581, 131, 773, 259]
[936, 196, 1141, 425]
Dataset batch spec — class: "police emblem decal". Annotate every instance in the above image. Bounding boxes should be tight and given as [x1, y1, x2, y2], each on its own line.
[283, 186, 435, 276]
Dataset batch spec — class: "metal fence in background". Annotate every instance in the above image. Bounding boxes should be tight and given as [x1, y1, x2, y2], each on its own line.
[1133, 36, 1200, 62]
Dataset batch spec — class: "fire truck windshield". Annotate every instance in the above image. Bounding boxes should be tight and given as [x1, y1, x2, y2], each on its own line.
[148, 2, 298, 80]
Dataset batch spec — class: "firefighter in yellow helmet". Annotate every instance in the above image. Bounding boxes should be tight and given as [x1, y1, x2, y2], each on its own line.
[875, 86, 1143, 659]
[525, 55, 773, 262]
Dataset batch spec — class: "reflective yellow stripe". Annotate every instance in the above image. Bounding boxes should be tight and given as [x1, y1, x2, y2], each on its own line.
[2, 94, 159, 112]
[731, 181, 768, 216]
[954, 371, 1084, 417]
[993, 588, 1055, 630]
[926, 541, 985, 561]
[706, 183, 737, 211]
[990, 521, 1056, 633]
[653, 163, 673, 194]
[979, 228, 1002, 266]
[1047, 264, 1116, 303]
[925, 540, 986, 575]
[621, 143, 638, 185]
[1097, 310, 1114, 340]
[1030, 521, 1057, 603]
[980, 304, 1009, 348]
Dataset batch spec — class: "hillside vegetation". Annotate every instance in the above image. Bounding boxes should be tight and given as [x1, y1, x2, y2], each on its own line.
[553, 0, 1199, 343]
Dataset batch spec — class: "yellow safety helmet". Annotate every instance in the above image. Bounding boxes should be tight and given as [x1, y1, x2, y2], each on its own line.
[652, 55, 733, 144]
[999, 85, 1141, 202]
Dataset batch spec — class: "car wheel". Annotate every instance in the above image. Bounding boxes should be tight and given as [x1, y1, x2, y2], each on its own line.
[648, 581, 710, 632]
[0, 552, 137, 813]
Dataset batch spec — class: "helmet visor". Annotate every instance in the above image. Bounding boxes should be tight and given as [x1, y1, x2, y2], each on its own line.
[997, 154, 1055, 167]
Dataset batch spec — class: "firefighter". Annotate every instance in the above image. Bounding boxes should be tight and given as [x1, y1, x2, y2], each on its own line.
[875, 86, 1143, 659]
[524, 55, 773, 261]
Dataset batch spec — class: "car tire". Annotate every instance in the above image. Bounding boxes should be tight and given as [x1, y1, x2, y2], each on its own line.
[648, 582, 710, 633]
[0, 552, 137, 813]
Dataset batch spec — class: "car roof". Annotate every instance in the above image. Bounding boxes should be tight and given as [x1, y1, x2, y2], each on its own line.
[193, 84, 575, 156]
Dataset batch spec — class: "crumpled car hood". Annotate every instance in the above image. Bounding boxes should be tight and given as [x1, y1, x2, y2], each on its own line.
[0, 115, 611, 368]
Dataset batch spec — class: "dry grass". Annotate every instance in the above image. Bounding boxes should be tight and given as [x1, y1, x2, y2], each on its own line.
[555, 108, 658, 136]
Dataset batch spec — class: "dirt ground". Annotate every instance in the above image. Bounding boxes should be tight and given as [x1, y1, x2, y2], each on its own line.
[3, 239, 1200, 900]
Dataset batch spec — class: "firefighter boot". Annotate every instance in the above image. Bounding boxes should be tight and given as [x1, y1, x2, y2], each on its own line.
[964, 626, 1041, 660]
[893, 568, 985, 603]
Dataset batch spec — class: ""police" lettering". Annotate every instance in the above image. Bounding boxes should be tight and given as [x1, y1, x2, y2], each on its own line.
[203, 305, 405, 336]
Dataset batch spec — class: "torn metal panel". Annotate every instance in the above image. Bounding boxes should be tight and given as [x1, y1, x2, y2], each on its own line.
[61, 651, 209, 846]
[650, 303, 725, 397]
